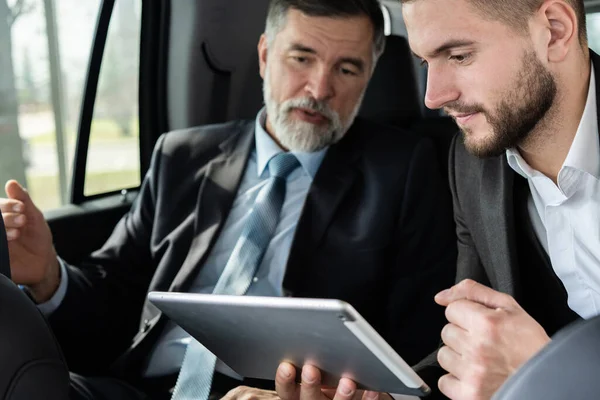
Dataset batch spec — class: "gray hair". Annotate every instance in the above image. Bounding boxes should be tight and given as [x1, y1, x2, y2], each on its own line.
[264, 0, 386, 64]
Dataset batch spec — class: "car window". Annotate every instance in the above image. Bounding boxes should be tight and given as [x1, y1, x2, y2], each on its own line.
[587, 12, 600, 54]
[1, 0, 140, 211]
[84, 0, 141, 197]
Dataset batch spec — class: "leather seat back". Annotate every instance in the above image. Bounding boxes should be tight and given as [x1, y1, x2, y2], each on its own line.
[493, 316, 600, 400]
[0, 216, 69, 399]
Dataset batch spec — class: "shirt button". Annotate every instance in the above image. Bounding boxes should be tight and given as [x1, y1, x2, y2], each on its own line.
[253, 277, 259, 283]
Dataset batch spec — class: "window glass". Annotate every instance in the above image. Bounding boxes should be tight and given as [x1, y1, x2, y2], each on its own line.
[2, 0, 103, 210]
[84, 0, 141, 197]
[1, 0, 140, 211]
[587, 13, 600, 54]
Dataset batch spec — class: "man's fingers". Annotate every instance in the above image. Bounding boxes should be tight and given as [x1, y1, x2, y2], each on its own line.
[361, 391, 382, 400]
[5, 180, 31, 205]
[5, 228, 20, 241]
[438, 374, 468, 400]
[331, 378, 357, 400]
[1, 212, 26, 241]
[299, 365, 323, 400]
[437, 346, 468, 381]
[276, 362, 299, 400]
[435, 279, 514, 309]
[0, 199, 24, 214]
[2, 212, 26, 229]
[222, 386, 279, 400]
[444, 299, 496, 331]
[221, 386, 247, 400]
[440, 323, 469, 354]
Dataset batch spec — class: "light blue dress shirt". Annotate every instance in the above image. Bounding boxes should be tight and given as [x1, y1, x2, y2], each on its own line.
[38, 109, 328, 378]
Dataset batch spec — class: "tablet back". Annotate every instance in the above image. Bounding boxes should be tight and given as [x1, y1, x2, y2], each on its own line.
[148, 292, 428, 396]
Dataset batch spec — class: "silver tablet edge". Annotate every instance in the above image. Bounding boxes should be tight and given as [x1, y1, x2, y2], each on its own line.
[341, 305, 430, 393]
[148, 291, 351, 313]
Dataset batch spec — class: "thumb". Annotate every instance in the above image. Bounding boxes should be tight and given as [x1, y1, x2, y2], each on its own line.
[5, 180, 33, 206]
[435, 279, 513, 309]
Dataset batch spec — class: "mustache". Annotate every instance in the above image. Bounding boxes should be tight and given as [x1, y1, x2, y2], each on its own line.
[444, 102, 486, 116]
[282, 97, 337, 121]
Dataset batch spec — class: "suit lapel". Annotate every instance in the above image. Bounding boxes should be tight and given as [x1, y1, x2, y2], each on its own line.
[170, 123, 255, 292]
[479, 156, 520, 296]
[283, 125, 361, 295]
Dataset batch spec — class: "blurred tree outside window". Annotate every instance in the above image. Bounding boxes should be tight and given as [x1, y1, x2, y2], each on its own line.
[0, 0, 141, 211]
[85, 0, 141, 196]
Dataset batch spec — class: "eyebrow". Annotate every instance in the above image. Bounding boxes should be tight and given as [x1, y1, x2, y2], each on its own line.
[289, 43, 317, 54]
[288, 43, 366, 72]
[413, 39, 476, 60]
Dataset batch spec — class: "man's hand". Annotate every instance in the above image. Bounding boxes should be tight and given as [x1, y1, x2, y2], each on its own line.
[0, 180, 60, 303]
[434, 279, 551, 400]
[222, 386, 280, 400]
[275, 363, 386, 400]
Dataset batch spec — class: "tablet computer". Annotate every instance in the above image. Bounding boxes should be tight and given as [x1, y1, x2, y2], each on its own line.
[147, 292, 430, 397]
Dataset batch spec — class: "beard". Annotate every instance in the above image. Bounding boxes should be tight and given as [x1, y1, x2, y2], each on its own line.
[262, 66, 364, 152]
[445, 50, 557, 158]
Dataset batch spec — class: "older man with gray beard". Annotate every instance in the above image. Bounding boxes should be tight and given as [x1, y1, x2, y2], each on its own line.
[0, 1, 456, 399]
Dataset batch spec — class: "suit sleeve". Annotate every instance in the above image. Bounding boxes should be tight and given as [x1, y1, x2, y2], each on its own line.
[411, 134, 488, 399]
[46, 134, 167, 375]
[447, 134, 486, 284]
[384, 137, 457, 370]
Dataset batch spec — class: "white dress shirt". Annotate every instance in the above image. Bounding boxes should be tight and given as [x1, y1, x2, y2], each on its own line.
[506, 66, 600, 319]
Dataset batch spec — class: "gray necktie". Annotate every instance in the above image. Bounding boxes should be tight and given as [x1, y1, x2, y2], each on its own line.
[171, 153, 300, 400]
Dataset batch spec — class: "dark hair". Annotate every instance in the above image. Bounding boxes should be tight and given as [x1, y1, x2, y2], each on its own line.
[265, 0, 386, 58]
[401, 0, 587, 45]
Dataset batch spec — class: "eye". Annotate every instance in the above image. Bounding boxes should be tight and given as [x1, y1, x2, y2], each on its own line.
[449, 53, 472, 64]
[341, 67, 358, 76]
[293, 56, 308, 63]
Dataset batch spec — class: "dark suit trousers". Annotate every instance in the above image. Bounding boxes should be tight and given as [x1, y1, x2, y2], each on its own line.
[69, 373, 151, 400]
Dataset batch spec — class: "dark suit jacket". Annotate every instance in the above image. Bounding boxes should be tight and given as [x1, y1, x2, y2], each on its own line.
[415, 51, 600, 400]
[447, 131, 581, 334]
[47, 117, 456, 386]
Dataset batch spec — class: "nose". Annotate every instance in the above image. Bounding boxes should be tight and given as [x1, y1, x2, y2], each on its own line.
[424, 65, 460, 110]
[305, 67, 334, 101]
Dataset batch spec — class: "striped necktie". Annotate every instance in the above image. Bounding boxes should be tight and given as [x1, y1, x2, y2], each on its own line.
[171, 153, 299, 400]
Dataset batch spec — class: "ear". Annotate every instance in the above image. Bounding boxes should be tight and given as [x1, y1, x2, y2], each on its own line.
[539, 0, 579, 62]
[258, 34, 269, 79]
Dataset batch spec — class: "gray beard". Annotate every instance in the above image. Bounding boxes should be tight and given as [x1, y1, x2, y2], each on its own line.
[262, 67, 364, 152]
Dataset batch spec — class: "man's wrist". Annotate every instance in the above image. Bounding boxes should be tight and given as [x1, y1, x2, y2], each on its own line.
[28, 257, 61, 304]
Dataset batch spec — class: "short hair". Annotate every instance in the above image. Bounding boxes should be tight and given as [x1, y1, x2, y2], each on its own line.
[401, 0, 587, 45]
[265, 0, 386, 60]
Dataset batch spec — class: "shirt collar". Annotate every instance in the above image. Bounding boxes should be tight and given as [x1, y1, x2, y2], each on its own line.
[507, 63, 600, 179]
[254, 108, 328, 180]
[506, 148, 535, 179]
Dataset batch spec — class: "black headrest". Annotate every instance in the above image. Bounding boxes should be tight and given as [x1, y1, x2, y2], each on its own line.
[0, 216, 10, 279]
[359, 35, 423, 127]
[175, 0, 422, 129]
